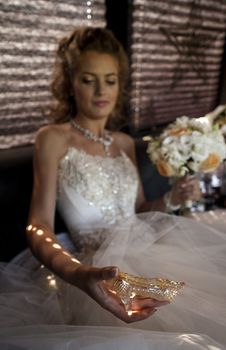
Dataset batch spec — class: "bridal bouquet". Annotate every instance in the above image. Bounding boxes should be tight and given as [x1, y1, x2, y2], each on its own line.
[147, 116, 226, 178]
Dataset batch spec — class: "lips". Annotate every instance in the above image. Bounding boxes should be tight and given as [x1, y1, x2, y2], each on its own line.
[93, 101, 109, 107]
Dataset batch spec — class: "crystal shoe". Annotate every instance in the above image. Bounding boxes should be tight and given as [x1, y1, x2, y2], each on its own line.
[107, 272, 185, 306]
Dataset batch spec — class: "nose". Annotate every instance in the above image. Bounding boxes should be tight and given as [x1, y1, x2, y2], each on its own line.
[95, 79, 105, 95]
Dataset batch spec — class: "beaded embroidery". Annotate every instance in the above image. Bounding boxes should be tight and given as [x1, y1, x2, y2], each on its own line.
[57, 147, 138, 225]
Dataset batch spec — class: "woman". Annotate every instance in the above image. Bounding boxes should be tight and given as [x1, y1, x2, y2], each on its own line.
[0, 27, 225, 350]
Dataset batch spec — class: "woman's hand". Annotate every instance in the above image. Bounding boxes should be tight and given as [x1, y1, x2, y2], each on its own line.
[74, 265, 169, 323]
[170, 175, 201, 207]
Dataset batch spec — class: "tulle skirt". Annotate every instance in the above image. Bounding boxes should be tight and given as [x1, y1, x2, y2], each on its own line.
[0, 211, 226, 349]
[0, 326, 223, 350]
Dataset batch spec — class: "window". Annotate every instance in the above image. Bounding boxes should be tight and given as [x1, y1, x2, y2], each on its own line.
[129, 0, 226, 132]
[0, 0, 106, 149]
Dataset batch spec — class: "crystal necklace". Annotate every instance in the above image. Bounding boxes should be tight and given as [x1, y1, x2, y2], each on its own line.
[71, 119, 113, 157]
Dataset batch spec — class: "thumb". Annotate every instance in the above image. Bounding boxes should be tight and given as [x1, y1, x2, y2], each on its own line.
[92, 266, 119, 281]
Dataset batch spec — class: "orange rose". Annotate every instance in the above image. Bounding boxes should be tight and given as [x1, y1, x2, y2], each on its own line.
[200, 153, 221, 173]
[156, 160, 175, 177]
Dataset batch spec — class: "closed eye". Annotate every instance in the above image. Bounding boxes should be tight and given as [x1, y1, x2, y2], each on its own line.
[106, 80, 117, 85]
[82, 78, 95, 84]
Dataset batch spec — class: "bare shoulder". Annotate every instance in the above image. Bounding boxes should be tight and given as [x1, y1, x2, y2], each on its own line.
[35, 123, 70, 162]
[113, 131, 136, 158]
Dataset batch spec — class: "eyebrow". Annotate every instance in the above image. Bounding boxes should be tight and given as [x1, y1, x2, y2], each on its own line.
[82, 72, 118, 77]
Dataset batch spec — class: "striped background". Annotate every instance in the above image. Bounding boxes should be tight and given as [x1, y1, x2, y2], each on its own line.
[130, 0, 226, 131]
[0, 0, 106, 149]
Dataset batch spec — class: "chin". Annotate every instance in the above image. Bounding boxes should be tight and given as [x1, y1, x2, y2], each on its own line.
[91, 111, 111, 120]
[92, 105, 114, 117]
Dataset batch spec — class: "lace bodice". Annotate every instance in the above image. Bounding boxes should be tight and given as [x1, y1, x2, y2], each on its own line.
[57, 147, 138, 238]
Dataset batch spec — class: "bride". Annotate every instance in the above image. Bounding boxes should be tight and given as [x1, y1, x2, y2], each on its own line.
[0, 27, 226, 350]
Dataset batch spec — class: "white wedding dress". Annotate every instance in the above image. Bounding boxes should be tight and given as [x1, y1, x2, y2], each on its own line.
[0, 146, 226, 349]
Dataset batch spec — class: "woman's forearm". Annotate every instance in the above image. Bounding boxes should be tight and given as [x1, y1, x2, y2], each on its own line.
[137, 191, 181, 214]
[26, 223, 81, 285]
[137, 197, 166, 213]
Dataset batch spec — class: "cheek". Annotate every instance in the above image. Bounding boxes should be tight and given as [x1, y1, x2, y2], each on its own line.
[111, 87, 119, 103]
[74, 87, 92, 104]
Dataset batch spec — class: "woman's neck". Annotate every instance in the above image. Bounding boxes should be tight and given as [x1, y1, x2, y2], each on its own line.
[74, 115, 107, 137]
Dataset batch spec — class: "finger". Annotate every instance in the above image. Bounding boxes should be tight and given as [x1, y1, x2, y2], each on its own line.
[123, 307, 158, 323]
[182, 187, 200, 199]
[89, 266, 119, 282]
[96, 292, 168, 324]
[179, 178, 197, 189]
[183, 183, 194, 191]
[105, 303, 156, 323]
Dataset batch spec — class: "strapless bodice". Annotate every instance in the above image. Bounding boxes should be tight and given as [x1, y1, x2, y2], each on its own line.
[57, 147, 138, 237]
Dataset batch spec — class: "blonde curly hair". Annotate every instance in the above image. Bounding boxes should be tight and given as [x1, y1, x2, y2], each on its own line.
[48, 27, 129, 130]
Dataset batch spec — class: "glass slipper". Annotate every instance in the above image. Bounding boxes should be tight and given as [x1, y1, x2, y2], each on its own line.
[107, 272, 185, 306]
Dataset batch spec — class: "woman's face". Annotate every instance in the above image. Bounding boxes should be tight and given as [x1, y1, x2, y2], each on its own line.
[72, 50, 119, 122]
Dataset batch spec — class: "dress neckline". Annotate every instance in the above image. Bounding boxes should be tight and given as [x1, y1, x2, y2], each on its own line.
[59, 145, 129, 164]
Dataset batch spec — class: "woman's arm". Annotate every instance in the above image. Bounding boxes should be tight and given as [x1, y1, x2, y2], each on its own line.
[125, 136, 166, 212]
[27, 126, 164, 323]
[27, 126, 77, 281]
[120, 134, 201, 213]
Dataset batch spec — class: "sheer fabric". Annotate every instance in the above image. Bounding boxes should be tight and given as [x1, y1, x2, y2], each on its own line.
[0, 146, 226, 349]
